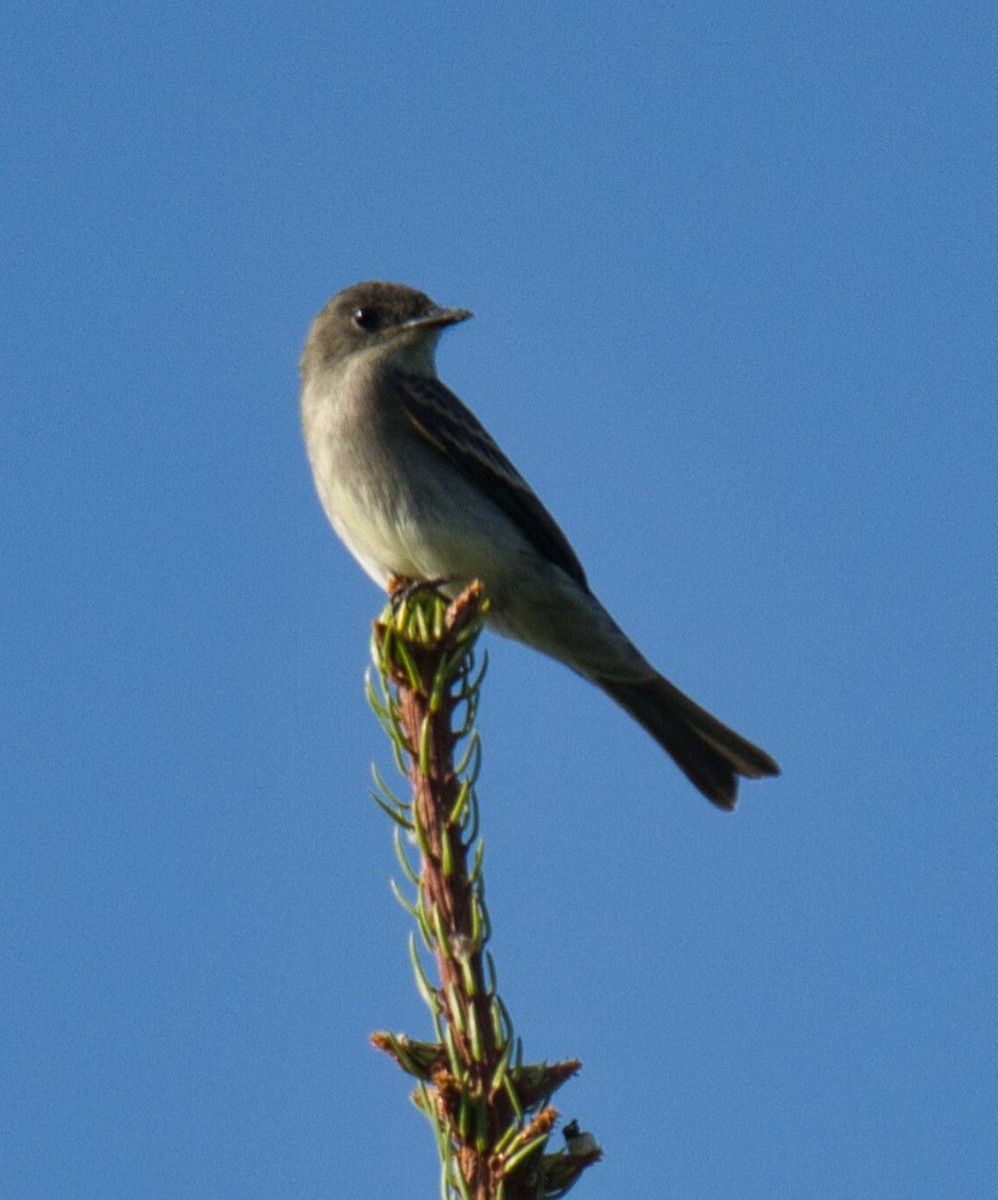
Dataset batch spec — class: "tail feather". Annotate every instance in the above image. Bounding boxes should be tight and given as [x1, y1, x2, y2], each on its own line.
[596, 673, 780, 810]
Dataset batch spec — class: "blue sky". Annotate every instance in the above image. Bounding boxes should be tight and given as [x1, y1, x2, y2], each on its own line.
[3, 3, 995, 1197]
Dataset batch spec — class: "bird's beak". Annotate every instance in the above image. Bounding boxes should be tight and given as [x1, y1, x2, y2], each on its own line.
[405, 305, 473, 331]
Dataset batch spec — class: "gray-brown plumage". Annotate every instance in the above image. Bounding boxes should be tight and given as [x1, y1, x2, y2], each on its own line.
[300, 281, 779, 808]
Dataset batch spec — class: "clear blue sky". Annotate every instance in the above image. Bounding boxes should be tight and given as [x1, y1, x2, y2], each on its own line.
[3, 3, 995, 1197]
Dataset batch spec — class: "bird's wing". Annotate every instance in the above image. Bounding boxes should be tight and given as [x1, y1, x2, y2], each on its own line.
[398, 373, 589, 588]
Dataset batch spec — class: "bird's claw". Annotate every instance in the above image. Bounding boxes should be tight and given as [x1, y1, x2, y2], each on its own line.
[388, 576, 448, 613]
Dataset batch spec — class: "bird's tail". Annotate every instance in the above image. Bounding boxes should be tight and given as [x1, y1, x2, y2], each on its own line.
[596, 672, 780, 810]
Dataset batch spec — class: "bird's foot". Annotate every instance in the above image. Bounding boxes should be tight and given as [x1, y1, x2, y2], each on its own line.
[387, 575, 449, 612]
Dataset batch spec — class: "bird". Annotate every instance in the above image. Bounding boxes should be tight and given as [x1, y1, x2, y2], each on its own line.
[299, 280, 779, 809]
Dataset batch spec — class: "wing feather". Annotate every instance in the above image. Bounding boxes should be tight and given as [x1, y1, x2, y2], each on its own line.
[398, 374, 589, 589]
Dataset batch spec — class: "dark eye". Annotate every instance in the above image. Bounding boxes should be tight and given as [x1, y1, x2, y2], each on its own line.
[351, 307, 381, 331]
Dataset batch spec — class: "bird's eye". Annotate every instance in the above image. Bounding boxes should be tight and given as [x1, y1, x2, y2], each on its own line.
[351, 307, 380, 331]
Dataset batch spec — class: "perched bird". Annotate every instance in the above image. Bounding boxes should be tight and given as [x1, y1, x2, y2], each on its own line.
[300, 281, 779, 808]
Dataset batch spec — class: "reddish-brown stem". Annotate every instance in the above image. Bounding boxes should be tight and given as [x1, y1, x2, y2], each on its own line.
[387, 586, 513, 1197]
